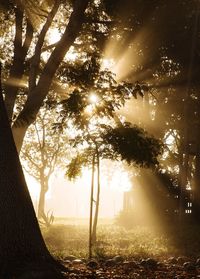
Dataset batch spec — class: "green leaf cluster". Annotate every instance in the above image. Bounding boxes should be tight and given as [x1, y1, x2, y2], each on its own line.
[103, 123, 163, 167]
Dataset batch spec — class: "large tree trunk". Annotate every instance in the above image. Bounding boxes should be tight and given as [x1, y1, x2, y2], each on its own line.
[0, 65, 65, 278]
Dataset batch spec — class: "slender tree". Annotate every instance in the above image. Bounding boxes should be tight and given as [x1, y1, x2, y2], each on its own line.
[89, 153, 95, 259]
[92, 147, 100, 243]
[21, 103, 68, 222]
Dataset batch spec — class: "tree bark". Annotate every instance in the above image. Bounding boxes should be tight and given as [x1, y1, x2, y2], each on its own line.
[29, 0, 60, 91]
[92, 149, 100, 243]
[0, 64, 65, 278]
[4, 7, 33, 121]
[38, 176, 48, 219]
[89, 153, 95, 259]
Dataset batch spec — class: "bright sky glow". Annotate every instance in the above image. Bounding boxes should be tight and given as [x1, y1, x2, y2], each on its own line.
[110, 170, 132, 192]
[66, 120, 80, 139]
[65, 46, 78, 62]
[165, 134, 175, 145]
[25, 174, 40, 200]
[46, 29, 78, 62]
[101, 58, 115, 71]
[24, 161, 132, 218]
[89, 93, 99, 104]
[78, 165, 131, 193]
[164, 130, 177, 153]
[84, 94, 99, 115]
[84, 104, 94, 115]
[47, 28, 61, 44]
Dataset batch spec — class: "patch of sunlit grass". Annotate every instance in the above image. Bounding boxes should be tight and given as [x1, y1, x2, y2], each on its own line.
[41, 222, 189, 260]
[42, 224, 89, 259]
[94, 225, 171, 259]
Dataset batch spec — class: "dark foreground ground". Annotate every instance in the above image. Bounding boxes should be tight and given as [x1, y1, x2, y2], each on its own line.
[60, 255, 200, 279]
[42, 221, 200, 278]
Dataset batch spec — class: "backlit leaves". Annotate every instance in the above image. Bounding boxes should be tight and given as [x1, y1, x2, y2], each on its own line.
[103, 123, 163, 167]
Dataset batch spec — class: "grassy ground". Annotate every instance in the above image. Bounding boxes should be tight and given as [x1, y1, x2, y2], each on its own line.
[41, 218, 200, 261]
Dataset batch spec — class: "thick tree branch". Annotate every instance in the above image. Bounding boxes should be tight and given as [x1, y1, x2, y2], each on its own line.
[4, 7, 33, 121]
[22, 19, 34, 54]
[29, 0, 60, 91]
[13, 0, 90, 152]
